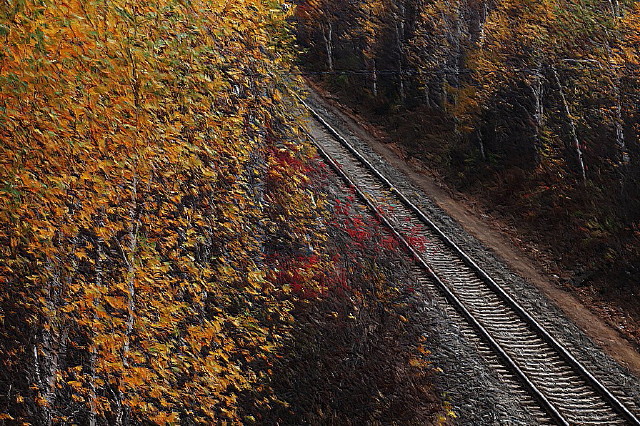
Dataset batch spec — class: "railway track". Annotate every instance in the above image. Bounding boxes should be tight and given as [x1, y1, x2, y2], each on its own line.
[301, 95, 640, 425]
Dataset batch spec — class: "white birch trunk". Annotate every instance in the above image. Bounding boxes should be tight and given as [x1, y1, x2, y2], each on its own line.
[530, 65, 545, 164]
[395, 4, 406, 103]
[613, 76, 628, 166]
[478, 127, 487, 160]
[123, 173, 138, 364]
[372, 59, 378, 97]
[552, 65, 587, 182]
[88, 223, 105, 426]
[322, 21, 334, 72]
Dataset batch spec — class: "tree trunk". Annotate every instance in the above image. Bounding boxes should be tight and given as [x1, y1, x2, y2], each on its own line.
[424, 82, 431, 107]
[322, 21, 334, 72]
[478, 127, 487, 160]
[608, 0, 620, 17]
[613, 75, 628, 166]
[529, 64, 545, 165]
[395, 3, 406, 103]
[478, 0, 488, 43]
[88, 220, 106, 426]
[35, 258, 71, 425]
[551, 65, 586, 182]
[604, 36, 629, 184]
[123, 173, 138, 367]
[451, 0, 463, 89]
[372, 59, 378, 97]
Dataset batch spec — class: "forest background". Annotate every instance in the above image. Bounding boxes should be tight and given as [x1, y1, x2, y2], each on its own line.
[295, 0, 640, 343]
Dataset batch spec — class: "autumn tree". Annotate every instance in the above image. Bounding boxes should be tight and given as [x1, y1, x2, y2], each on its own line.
[0, 0, 326, 423]
[295, 0, 356, 72]
[465, 0, 639, 182]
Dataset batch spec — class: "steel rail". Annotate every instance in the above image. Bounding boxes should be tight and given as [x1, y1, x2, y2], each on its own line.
[310, 127, 569, 425]
[301, 96, 640, 425]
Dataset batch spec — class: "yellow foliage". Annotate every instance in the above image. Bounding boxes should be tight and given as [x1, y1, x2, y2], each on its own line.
[0, 0, 325, 423]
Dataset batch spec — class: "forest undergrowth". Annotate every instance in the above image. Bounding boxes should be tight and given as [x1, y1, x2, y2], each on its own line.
[244, 160, 452, 425]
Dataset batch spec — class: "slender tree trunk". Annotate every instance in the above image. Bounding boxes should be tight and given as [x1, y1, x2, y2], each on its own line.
[398, 61, 406, 102]
[610, 70, 630, 200]
[602, 12, 628, 191]
[424, 82, 431, 107]
[123, 173, 138, 366]
[608, 0, 620, 17]
[530, 64, 545, 165]
[322, 21, 334, 72]
[372, 59, 378, 97]
[395, 3, 406, 103]
[440, 70, 447, 112]
[551, 65, 586, 182]
[604, 37, 629, 181]
[452, 0, 462, 90]
[478, 127, 487, 160]
[479, 0, 488, 43]
[35, 257, 71, 425]
[32, 343, 51, 426]
[88, 213, 107, 426]
[88, 236, 103, 426]
[246, 107, 268, 268]
[613, 76, 628, 165]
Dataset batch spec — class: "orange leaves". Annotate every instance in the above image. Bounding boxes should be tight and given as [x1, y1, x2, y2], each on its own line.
[148, 411, 179, 424]
[66, 380, 83, 390]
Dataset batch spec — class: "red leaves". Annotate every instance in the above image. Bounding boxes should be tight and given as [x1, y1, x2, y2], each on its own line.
[271, 254, 324, 299]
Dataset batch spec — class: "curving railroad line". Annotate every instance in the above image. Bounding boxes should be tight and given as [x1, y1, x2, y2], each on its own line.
[301, 95, 640, 425]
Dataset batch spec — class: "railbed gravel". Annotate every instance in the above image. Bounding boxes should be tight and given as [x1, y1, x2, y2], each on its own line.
[304, 89, 640, 423]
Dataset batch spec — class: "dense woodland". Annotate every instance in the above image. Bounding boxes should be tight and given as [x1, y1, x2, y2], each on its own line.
[0, 1, 447, 424]
[0, 1, 323, 423]
[5, 0, 640, 423]
[295, 0, 640, 325]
